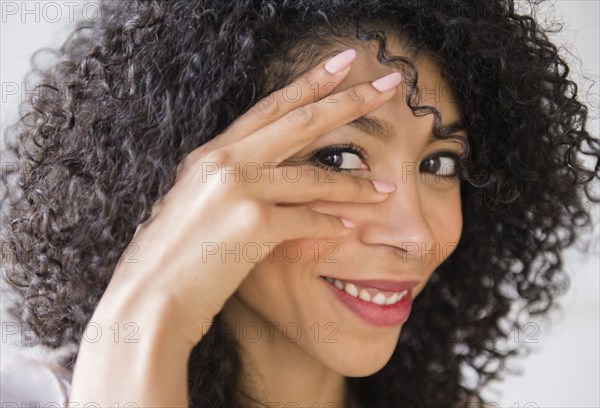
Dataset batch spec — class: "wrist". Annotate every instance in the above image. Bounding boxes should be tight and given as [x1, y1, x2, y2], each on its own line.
[70, 293, 192, 406]
[90, 286, 196, 355]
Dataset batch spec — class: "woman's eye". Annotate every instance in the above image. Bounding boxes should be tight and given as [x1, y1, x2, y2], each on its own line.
[420, 154, 461, 180]
[310, 143, 368, 172]
[307, 145, 463, 180]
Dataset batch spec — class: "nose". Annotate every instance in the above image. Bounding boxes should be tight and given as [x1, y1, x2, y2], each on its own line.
[358, 173, 436, 263]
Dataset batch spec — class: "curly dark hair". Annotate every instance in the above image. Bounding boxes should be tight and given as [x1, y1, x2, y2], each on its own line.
[2, 0, 598, 406]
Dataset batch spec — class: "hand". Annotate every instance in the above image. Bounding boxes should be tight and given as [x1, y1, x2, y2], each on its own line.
[97, 49, 403, 350]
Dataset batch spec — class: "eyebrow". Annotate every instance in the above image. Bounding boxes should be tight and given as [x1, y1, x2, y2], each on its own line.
[346, 115, 468, 145]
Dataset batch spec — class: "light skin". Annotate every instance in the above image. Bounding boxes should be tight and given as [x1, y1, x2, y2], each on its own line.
[68, 36, 464, 407]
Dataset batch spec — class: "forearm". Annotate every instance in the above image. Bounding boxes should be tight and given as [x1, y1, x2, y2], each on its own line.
[68, 293, 193, 407]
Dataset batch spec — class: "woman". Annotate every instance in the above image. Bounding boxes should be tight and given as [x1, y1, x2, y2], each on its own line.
[1, 0, 598, 406]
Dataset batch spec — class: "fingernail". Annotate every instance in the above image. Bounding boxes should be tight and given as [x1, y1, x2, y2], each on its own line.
[372, 180, 396, 193]
[371, 72, 402, 92]
[324, 49, 357, 74]
[339, 217, 355, 229]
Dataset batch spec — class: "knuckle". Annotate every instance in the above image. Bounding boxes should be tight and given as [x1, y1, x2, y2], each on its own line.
[305, 68, 319, 87]
[204, 148, 232, 165]
[347, 175, 366, 193]
[304, 71, 321, 100]
[346, 87, 368, 106]
[237, 200, 266, 230]
[195, 149, 239, 184]
[288, 106, 317, 128]
[251, 94, 281, 119]
[303, 207, 320, 228]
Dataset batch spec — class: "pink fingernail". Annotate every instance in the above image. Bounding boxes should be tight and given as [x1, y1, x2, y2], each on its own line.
[372, 180, 396, 193]
[324, 49, 357, 74]
[371, 72, 402, 92]
[339, 217, 355, 229]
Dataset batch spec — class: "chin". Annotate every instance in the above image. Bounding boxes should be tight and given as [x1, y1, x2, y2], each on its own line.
[339, 361, 391, 378]
[325, 350, 395, 377]
[308, 328, 401, 377]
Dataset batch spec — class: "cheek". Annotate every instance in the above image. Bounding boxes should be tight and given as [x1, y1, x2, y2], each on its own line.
[233, 240, 323, 314]
[436, 195, 463, 253]
[427, 188, 463, 273]
[427, 186, 463, 258]
[413, 189, 462, 297]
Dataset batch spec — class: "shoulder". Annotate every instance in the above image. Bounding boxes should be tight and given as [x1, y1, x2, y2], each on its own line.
[0, 353, 71, 406]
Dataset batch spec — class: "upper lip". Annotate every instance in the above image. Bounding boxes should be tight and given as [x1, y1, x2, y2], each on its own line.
[321, 276, 421, 292]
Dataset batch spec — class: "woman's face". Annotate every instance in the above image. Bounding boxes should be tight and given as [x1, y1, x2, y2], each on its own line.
[222, 38, 465, 377]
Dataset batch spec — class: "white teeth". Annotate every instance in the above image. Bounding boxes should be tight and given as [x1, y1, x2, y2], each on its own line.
[397, 290, 408, 301]
[358, 289, 371, 302]
[384, 292, 399, 305]
[324, 276, 409, 306]
[371, 292, 386, 305]
[344, 283, 359, 297]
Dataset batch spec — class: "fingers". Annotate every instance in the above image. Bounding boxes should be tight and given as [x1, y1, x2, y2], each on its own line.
[268, 205, 354, 242]
[252, 164, 395, 204]
[232, 71, 403, 164]
[187, 49, 358, 159]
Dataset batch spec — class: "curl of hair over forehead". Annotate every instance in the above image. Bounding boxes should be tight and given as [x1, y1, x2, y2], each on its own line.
[1, 0, 598, 406]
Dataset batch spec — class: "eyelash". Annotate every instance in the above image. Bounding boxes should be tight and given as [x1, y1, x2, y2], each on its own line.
[309, 142, 368, 172]
[308, 142, 466, 181]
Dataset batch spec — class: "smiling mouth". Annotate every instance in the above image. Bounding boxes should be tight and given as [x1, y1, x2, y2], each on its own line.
[319, 276, 408, 306]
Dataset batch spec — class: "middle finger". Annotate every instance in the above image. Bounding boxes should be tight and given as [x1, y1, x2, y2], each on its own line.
[252, 164, 396, 204]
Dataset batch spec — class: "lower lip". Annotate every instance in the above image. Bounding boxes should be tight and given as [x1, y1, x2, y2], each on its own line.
[321, 277, 413, 327]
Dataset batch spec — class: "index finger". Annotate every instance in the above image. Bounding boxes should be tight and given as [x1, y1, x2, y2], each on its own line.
[234, 71, 403, 165]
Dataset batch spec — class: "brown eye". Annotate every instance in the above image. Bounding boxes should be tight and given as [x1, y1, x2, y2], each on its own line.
[310, 143, 368, 173]
[420, 154, 461, 179]
[317, 151, 365, 170]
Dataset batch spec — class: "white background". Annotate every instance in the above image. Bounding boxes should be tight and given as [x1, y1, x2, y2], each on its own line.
[1, 1, 598, 407]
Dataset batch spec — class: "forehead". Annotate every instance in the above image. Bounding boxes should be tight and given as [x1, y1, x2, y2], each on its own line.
[331, 37, 462, 125]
